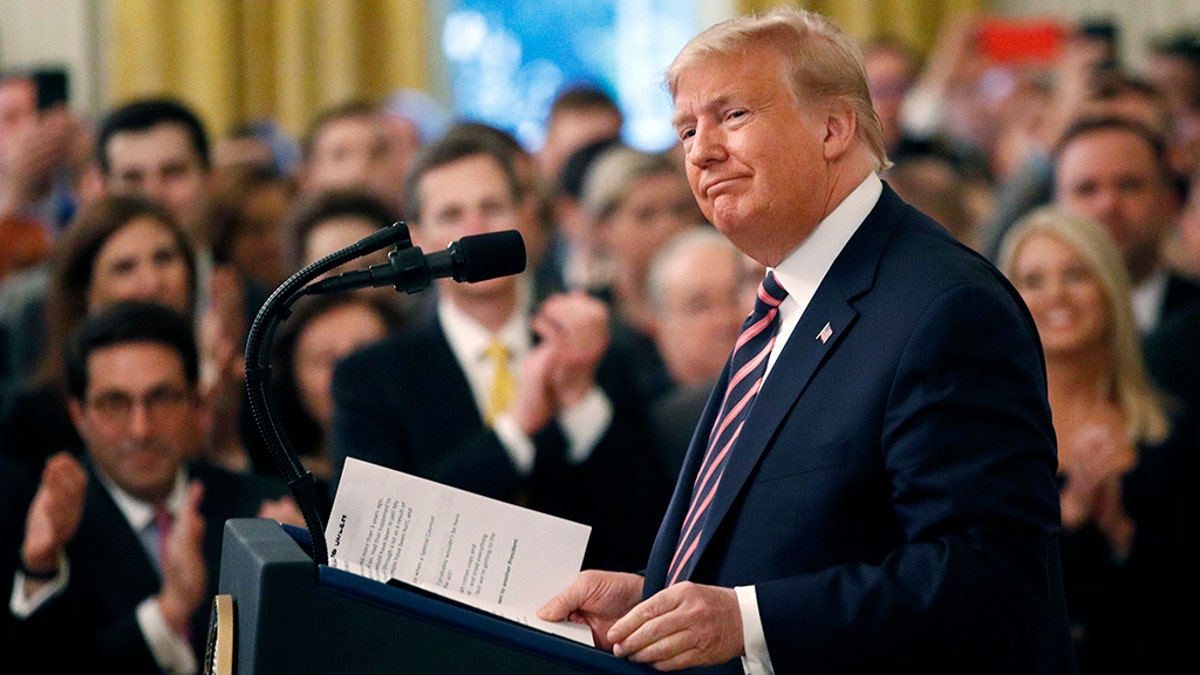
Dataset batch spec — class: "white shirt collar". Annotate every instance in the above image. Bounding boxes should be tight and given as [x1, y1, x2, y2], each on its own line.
[437, 294, 532, 368]
[772, 172, 882, 315]
[95, 466, 189, 533]
[1130, 268, 1168, 334]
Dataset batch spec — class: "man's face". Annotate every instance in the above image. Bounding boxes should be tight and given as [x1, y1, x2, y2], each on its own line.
[1054, 127, 1178, 282]
[305, 114, 401, 207]
[104, 123, 210, 234]
[540, 108, 623, 181]
[672, 45, 830, 266]
[0, 77, 37, 145]
[413, 154, 522, 302]
[654, 241, 746, 387]
[68, 341, 199, 504]
[864, 46, 914, 152]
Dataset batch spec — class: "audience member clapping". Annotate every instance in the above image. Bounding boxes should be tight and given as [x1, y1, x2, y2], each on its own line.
[1000, 206, 1198, 674]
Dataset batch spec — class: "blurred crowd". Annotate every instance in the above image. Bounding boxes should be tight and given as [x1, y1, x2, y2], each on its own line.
[1, 12, 1198, 673]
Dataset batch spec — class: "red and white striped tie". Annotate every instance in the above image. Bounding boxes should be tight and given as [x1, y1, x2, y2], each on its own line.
[666, 271, 787, 585]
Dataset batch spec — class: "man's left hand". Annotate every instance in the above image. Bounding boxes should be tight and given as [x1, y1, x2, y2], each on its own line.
[608, 581, 744, 670]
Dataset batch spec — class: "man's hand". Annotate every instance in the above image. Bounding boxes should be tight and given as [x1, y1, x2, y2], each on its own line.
[532, 292, 610, 409]
[608, 581, 744, 671]
[510, 339, 556, 435]
[0, 108, 77, 210]
[537, 570, 644, 651]
[20, 452, 88, 578]
[157, 482, 207, 638]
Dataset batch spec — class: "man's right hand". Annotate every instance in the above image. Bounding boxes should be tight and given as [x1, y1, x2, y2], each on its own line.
[156, 481, 207, 639]
[536, 570, 644, 651]
[20, 452, 88, 579]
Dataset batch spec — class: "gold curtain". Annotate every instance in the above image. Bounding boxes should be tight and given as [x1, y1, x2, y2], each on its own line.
[107, 0, 429, 140]
[738, 0, 990, 55]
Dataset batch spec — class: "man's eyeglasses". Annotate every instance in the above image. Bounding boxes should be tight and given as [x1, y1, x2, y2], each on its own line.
[85, 386, 192, 427]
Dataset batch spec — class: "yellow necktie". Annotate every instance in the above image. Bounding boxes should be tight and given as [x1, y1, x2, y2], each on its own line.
[484, 340, 515, 425]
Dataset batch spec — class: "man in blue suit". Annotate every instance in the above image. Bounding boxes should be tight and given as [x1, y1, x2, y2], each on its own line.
[539, 8, 1074, 674]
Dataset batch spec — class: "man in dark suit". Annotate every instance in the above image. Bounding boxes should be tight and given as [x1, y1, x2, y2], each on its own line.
[330, 130, 670, 573]
[9, 301, 292, 674]
[539, 8, 1074, 674]
[1053, 116, 1200, 333]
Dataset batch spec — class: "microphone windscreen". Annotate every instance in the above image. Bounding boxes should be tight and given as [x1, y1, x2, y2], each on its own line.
[457, 230, 527, 283]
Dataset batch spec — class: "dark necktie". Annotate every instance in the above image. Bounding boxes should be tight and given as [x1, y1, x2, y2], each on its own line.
[667, 271, 788, 586]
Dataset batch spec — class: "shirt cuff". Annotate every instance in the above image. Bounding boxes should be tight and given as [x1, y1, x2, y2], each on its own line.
[735, 585, 775, 675]
[493, 413, 537, 476]
[557, 386, 611, 464]
[9, 552, 70, 618]
[139, 598, 198, 675]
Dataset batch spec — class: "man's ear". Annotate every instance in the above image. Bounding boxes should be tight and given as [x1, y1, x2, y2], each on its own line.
[822, 98, 859, 162]
[67, 398, 87, 436]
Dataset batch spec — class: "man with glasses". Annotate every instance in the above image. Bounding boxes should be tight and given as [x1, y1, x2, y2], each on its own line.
[8, 301, 293, 675]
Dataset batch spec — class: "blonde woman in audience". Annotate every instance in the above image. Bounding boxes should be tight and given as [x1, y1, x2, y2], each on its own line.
[1000, 206, 1196, 673]
[580, 146, 703, 401]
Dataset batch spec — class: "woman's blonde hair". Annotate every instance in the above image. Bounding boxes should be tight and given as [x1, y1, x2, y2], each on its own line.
[666, 7, 890, 172]
[998, 206, 1170, 445]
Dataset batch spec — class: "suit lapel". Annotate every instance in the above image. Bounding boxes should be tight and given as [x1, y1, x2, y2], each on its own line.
[418, 316, 488, 424]
[682, 184, 909, 576]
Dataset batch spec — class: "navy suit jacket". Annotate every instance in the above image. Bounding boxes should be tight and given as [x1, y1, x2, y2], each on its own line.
[11, 462, 268, 674]
[643, 185, 1075, 674]
[330, 315, 672, 573]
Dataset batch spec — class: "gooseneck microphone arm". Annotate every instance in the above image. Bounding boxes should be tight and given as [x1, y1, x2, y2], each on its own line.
[244, 222, 413, 565]
[244, 224, 526, 565]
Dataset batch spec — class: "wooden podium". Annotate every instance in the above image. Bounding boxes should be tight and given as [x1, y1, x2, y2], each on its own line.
[216, 518, 653, 674]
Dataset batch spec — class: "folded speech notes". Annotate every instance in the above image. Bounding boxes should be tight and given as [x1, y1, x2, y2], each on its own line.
[325, 457, 594, 645]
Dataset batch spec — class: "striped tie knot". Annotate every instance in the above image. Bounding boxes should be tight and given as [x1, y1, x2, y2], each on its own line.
[666, 271, 788, 586]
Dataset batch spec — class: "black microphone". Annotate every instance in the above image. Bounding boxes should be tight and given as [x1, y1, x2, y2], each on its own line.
[306, 230, 526, 295]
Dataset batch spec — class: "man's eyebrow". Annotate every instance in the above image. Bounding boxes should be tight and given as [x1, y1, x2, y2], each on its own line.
[672, 96, 734, 129]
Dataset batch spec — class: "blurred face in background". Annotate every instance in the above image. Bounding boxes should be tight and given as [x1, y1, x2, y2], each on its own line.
[303, 214, 386, 273]
[412, 153, 523, 304]
[1054, 127, 1178, 284]
[293, 302, 389, 428]
[70, 341, 198, 504]
[864, 43, 915, 152]
[598, 170, 700, 279]
[1009, 232, 1110, 357]
[228, 180, 292, 286]
[0, 77, 36, 144]
[87, 216, 192, 315]
[653, 238, 747, 387]
[304, 113, 406, 211]
[104, 123, 211, 238]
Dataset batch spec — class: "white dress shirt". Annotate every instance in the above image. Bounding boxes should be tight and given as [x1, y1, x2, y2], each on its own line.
[436, 296, 613, 474]
[734, 172, 882, 675]
[1131, 268, 1169, 334]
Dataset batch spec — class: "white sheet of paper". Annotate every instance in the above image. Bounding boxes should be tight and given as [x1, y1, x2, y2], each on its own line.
[325, 457, 594, 645]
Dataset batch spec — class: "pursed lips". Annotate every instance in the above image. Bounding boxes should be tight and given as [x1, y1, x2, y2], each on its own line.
[701, 175, 744, 198]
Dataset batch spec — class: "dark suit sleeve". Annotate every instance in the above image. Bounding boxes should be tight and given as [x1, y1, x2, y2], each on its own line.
[756, 283, 1066, 672]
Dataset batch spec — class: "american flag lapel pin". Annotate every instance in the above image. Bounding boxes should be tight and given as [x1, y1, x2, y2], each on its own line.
[816, 322, 833, 344]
